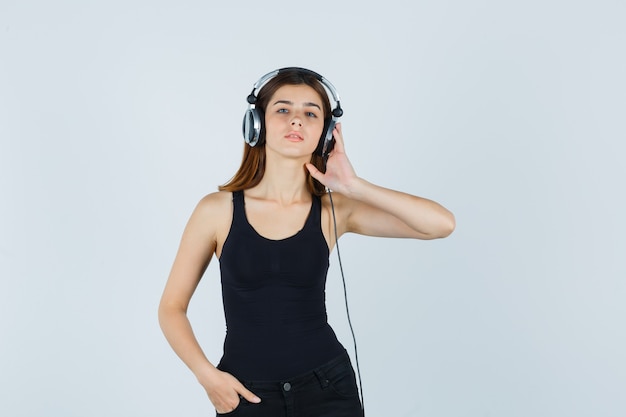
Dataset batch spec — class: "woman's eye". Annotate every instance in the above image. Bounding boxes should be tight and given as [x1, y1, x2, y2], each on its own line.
[306, 112, 318, 118]
[277, 108, 288, 113]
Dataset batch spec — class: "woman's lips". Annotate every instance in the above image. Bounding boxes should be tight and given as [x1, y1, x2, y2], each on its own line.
[285, 131, 304, 141]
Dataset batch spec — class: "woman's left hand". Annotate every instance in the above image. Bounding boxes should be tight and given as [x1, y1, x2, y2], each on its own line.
[305, 123, 357, 195]
[306, 122, 455, 240]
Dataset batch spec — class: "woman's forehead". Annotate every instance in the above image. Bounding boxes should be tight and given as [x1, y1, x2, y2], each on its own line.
[270, 84, 323, 104]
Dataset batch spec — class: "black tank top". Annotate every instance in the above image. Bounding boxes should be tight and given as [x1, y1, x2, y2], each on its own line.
[217, 190, 345, 381]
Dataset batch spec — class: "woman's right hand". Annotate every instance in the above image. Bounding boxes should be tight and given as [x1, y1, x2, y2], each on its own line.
[199, 368, 261, 414]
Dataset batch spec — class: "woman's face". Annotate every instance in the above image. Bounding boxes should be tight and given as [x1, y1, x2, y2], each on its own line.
[263, 84, 326, 160]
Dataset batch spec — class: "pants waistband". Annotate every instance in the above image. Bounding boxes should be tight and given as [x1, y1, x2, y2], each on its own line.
[241, 350, 350, 391]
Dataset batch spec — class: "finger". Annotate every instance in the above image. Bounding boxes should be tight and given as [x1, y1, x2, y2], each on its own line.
[331, 122, 345, 152]
[237, 385, 261, 404]
[305, 163, 325, 182]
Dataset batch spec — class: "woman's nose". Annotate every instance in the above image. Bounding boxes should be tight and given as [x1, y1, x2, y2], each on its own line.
[290, 117, 302, 127]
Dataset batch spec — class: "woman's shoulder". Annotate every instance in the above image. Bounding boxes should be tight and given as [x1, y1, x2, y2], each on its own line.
[192, 190, 234, 219]
[320, 191, 353, 211]
[185, 191, 235, 244]
[319, 191, 355, 238]
[198, 190, 233, 205]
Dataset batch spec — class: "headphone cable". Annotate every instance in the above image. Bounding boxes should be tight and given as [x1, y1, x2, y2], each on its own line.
[328, 190, 365, 412]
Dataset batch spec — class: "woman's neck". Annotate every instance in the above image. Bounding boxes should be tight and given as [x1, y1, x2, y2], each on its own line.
[250, 156, 311, 205]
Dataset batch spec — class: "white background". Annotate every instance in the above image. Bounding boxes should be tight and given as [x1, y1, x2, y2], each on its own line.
[1, 1, 625, 416]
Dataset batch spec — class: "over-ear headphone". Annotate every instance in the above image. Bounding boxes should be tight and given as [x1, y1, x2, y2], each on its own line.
[242, 67, 343, 157]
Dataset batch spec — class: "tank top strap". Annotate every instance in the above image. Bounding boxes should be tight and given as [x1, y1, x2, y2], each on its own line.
[305, 194, 322, 230]
[231, 190, 245, 224]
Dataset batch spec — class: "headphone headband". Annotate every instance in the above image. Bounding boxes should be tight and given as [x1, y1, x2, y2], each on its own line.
[247, 67, 342, 114]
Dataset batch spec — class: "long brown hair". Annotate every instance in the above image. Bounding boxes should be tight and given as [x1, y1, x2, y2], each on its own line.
[219, 69, 333, 197]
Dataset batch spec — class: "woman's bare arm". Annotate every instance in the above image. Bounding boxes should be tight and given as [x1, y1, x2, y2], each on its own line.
[158, 192, 260, 413]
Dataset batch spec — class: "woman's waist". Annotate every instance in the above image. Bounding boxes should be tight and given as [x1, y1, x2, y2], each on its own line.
[219, 324, 345, 380]
[224, 318, 335, 344]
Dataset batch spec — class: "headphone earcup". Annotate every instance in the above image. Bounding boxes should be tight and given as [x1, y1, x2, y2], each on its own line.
[242, 107, 263, 147]
[316, 118, 336, 157]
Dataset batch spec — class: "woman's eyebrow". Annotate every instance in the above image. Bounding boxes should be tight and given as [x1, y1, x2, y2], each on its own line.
[272, 99, 321, 110]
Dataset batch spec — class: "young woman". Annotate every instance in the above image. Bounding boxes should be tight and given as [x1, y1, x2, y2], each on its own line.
[158, 68, 455, 416]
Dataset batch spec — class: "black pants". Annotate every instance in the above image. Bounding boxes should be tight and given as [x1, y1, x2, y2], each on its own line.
[217, 351, 364, 417]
